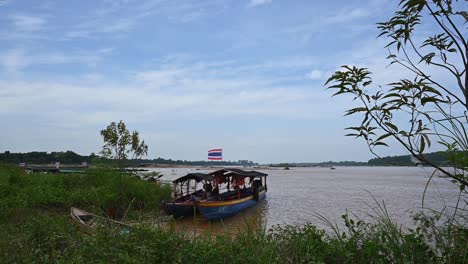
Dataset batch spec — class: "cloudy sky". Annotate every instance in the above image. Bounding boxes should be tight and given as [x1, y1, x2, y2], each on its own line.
[0, 0, 460, 163]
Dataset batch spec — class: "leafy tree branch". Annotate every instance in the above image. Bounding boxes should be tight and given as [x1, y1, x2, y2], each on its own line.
[326, 0, 467, 190]
[100, 120, 148, 171]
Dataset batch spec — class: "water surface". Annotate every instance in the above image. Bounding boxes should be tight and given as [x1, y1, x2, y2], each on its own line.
[147, 166, 462, 233]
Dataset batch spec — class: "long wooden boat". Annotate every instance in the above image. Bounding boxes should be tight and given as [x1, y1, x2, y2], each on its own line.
[196, 169, 268, 220]
[162, 173, 213, 218]
[70, 207, 130, 231]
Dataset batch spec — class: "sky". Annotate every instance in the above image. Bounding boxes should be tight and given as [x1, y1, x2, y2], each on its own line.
[0, 0, 462, 163]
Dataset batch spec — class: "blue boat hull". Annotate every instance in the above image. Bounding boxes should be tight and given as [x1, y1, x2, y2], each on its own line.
[164, 202, 197, 218]
[197, 191, 266, 220]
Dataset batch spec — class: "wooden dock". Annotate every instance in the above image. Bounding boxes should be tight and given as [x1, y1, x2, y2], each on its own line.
[25, 165, 87, 173]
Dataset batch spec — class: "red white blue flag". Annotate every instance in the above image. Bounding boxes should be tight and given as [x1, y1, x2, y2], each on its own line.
[208, 148, 222, 160]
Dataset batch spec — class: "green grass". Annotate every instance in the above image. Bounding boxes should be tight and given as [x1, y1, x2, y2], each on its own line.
[0, 163, 171, 216]
[3, 215, 463, 263]
[0, 163, 466, 263]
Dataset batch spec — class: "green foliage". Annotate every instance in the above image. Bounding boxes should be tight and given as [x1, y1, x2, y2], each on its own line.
[323, 4, 467, 262]
[368, 151, 457, 166]
[0, 165, 171, 215]
[100, 120, 148, 170]
[0, 162, 465, 263]
[1, 209, 466, 263]
[0, 151, 259, 167]
[0, 150, 91, 164]
[325, 0, 468, 189]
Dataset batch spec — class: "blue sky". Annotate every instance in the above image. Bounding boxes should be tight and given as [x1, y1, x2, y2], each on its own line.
[0, 0, 460, 163]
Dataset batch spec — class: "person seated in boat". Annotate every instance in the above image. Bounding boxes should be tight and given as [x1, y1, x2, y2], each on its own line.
[203, 183, 213, 197]
[253, 179, 262, 189]
[212, 185, 219, 195]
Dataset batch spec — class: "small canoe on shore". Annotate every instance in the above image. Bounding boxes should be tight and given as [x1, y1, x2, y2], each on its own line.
[70, 207, 130, 231]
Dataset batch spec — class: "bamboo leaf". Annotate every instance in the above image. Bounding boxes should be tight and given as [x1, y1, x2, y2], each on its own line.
[422, 133, 431, 148]
[420, 136, 425, 153]
[373, 142, 389, 147]
[385, 122, 399, 132]
[375, 133, 391, 142]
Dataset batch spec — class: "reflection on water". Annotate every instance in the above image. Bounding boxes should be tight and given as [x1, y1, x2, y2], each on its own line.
[147, 166, 463, 233]
[171, 199, 269, 236]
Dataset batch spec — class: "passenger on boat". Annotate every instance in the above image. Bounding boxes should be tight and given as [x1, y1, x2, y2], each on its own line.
[203, 183, 213, 198]
[231, 176, 245, 189]
[212, 185, 219, 195]
[253, 179, 262, 188]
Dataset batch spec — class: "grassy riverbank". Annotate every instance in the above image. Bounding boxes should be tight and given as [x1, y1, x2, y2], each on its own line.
[0, 164, 466, 263]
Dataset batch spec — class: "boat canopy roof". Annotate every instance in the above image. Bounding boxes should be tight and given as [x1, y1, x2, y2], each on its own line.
[209, 168, 267, 178]
[172, 173, 214, 184]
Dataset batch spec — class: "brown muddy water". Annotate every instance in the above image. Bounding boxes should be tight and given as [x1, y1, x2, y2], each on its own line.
[146, 166, 463, 233]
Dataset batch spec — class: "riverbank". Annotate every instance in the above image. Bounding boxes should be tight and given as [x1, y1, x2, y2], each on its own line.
[0, 164, 466, 263]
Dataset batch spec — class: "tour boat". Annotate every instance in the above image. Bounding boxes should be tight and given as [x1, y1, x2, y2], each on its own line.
[162, 173, 213, 218]
[195, 169, 268, 220]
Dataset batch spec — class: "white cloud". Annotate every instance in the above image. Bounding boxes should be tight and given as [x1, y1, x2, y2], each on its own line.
[0, 49, 30, 73]
[326, 7, 371, 24]
[0, 56, 349, 123]
[135, 68, 187, 88]
[100, 18, 135, 33]
[0, 54, 360, 161]
[248, 0, 272, 8]
[0, 0, 10, 6]
[306, 70, 323, 80]
[169, 9, 204, 23]
[10, 14, 46, 31]
[0, 49, 104, 73]
[66, 18, 136, 39]
[64, 0, 220, 39]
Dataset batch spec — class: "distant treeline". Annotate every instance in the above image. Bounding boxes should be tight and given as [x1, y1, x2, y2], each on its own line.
[270, 161, 368, 167]
[270, 152, 457, 167]
[140, 158, 257, 166]
[0, 151, 257, 167]
[0, 150, 456, 167]
[0, 151, 93, 164]
[367, 151, 451, 166]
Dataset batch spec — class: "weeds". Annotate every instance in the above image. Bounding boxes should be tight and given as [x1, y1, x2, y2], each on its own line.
[0, 163, 466, 263]
[0, 163, 171, 217]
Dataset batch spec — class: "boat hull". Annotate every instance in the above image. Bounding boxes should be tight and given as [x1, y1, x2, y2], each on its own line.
[197, 190, 266, 220]
[164, 202, 197, 218]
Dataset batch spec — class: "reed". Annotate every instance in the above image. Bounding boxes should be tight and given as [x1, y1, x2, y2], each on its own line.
[0, 163, 171, 217]
[0, 164, 466, 263]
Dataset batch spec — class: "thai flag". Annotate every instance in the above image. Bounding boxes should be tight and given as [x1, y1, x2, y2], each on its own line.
[208, 148, 222, 160]
[19, 163, 26, 167]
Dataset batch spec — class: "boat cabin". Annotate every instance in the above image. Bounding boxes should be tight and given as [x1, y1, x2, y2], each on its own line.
[208, 168, 268, 201]
[164, 169, 268, 219]
[172, 173, 214, 200]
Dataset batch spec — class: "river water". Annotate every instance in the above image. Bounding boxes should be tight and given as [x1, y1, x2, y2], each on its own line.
[145, 166, 463, 233]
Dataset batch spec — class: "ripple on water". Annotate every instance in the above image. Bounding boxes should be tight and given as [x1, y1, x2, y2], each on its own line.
[146, 166, 463, 233]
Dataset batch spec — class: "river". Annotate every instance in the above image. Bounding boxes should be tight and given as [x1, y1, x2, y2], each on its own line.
[145, 166, 463, 233]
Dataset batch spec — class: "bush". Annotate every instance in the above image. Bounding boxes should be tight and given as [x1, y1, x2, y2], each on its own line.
[0, 165, 172, 217]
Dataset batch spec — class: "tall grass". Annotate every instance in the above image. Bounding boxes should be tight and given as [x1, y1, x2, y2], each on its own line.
[0, 163, 171, 217]
[4, 213, 462, 263]
[0, 163, 466, 263]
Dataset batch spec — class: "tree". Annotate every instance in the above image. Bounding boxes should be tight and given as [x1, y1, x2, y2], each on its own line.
[326, 0, 467, 189]
[100, 120, 148, 170]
